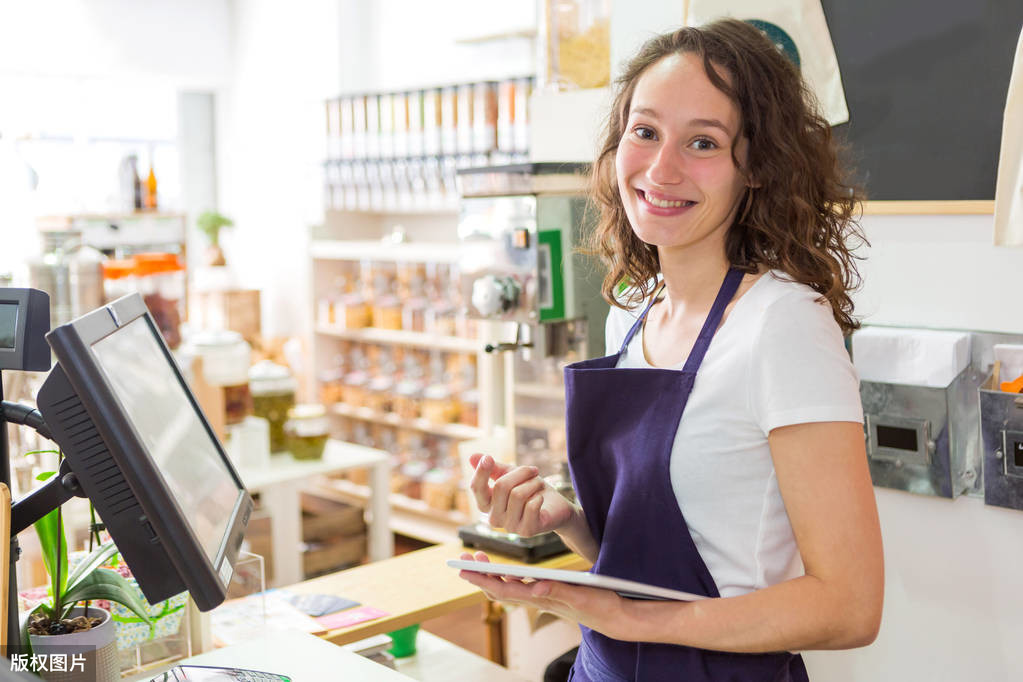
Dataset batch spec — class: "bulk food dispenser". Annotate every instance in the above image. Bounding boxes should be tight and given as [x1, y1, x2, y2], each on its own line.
[455, 163, 606, 560]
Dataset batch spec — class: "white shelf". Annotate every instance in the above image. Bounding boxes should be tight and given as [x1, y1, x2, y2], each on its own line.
[318, 479, 468, 544]
[315, 324, 480, 353]
[329, 402, 485, 440]
[513, 381, 564, 399]
[310, 240, 463, 263]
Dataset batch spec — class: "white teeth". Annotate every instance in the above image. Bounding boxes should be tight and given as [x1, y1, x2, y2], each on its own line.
[645, 194, 692, 208]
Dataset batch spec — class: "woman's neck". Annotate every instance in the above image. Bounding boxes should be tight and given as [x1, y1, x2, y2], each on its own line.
[656, 246, 731, 315]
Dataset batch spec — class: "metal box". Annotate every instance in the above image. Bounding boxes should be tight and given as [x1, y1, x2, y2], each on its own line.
[861, 367, 985, 498]
[979, 380, 1023, 511]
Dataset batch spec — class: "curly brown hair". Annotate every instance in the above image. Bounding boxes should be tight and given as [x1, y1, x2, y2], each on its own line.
[589, 18, 867, 334]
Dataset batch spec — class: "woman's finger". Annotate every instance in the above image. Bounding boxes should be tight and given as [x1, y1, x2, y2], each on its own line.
[489, 466, 539, 527]
[468, 456, 495, 512]
[505, 476, 546, 532]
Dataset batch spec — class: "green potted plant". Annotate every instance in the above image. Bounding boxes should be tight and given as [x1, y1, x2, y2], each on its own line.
[196, 210, 234, 267]
[20, 470, 152, 682]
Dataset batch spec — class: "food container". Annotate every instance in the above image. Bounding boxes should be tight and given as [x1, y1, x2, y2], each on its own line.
[249, 360, 298, 454]
[365, 374, 395, 413]
[422, 468, 457, 511]
[285, 404, 330, 460]
[335, 294, 371, 329]
[459, 387, 480, 427]
[540, 0, 611, 90]
[422, 383, 460, 423]
[318, 366, 346, 404]
[192, 330, 253, 426]
[371, 294, 403, 330]
[393, 376, 425, 420]
[101, 259, 137, 303]
[341, 368, 370, 407]
[133, 252, 185, 349]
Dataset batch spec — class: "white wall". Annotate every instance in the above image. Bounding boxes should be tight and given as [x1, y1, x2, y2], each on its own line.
[216, 0, 342, 338]
[797, 212, 1023, 681]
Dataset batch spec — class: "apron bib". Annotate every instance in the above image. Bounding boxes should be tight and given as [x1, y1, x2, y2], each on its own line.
[563, 268, 809, 682]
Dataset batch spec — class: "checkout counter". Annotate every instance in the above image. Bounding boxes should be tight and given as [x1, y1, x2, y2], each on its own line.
[169, 541, 588, 681]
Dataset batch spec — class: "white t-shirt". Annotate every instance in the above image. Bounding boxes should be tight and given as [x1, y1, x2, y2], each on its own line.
[604, 271, 863, 598]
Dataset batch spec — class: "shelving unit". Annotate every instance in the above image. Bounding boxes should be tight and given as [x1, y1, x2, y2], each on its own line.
[308, 206, 489, 544]
[317, 478, 471, 546]
[314, 325, 479, 353]
[329, 402, 483, 440]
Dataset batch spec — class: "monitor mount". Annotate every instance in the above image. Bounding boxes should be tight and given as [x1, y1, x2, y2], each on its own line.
[0, 288, 63, 653]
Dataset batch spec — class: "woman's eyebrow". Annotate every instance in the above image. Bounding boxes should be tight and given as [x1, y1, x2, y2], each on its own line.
[630, 108, 732, 135]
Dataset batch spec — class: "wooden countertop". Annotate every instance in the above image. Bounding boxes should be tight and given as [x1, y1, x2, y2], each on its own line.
[285, 542, 589, 646]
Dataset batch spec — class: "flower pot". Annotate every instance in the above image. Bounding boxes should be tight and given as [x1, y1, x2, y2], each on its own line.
[28, 606, 120, 682]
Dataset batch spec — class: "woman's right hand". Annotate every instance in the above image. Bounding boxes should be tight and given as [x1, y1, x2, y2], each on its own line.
[468, 453, 575, 537]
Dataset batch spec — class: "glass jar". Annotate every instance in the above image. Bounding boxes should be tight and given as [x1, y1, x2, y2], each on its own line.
[249, 360, 297, 454]
[341, 368, 370, 407]
[539, 0, 611, 91]
[422, 467, 456, 511]
[459, 387, 480, 427]
[422, 383, 459, 423]
[191, 330, 253, 426]
[284, 404, 329, 460]
[101, 259, 136, 304]
[365, 374, 395, 413]
[393, 376, 424, 420]
[371, 293, 403, 330]
[133, 252, 185, 349]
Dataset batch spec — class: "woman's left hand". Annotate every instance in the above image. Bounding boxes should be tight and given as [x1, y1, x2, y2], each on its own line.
[455, 551, 633, 640]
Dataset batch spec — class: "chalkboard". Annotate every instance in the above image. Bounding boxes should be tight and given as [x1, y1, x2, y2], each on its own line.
[823, 0, 1023, 201]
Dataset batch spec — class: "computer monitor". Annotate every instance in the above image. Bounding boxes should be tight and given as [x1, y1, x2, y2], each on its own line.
[34, 293, 253, 611]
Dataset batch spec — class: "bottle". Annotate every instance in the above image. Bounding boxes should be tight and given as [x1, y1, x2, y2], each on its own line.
[145, 159, 158, 210]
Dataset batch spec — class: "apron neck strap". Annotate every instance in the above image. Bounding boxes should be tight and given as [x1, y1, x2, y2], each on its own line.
[617, 282, 666, 355]
[680, 267, 744, 374]
[616, 268, 745, 366]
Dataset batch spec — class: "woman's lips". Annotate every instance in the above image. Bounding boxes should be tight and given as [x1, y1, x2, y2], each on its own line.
[637, 189, 696, 214]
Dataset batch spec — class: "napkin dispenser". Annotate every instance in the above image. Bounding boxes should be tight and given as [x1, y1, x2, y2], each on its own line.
[978, 340, 1023, 512]
[854, 327, 983, 498]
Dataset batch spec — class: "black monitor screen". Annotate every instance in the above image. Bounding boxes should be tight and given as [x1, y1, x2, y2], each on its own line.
[91, 316, 240, 564]
[0, 302, 17, 349]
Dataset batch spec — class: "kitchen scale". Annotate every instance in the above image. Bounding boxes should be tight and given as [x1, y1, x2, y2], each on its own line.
[458, 523, 568, 563]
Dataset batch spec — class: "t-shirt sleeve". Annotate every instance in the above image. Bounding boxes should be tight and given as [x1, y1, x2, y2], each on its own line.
[604, 304, 638, 356]
[749, 290, 863, 434]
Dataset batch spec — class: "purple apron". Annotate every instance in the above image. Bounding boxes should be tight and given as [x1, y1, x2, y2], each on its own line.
[564, 268, 809, 681]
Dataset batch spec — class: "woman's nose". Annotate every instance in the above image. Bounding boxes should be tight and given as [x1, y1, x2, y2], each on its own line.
[646, 144, 685, 185]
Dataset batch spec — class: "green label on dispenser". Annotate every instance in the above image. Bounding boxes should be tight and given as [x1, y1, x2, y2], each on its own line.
[538, 229, 564, 322]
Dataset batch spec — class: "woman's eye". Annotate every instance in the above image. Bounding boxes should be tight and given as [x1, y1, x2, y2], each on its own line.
[690, 138, 717, 151]
[633, 126, 656, 140]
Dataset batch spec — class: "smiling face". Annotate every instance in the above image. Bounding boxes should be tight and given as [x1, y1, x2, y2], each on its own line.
[615, 52, 750, 258]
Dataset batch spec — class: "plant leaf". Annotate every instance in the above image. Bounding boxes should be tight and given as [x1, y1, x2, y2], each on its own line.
[65, 541, 119, 593]
[62, 569, 152, 624]
[33, 508, 67, 612]
[35, 470, 57, 482]
[19, 603, 47, 656]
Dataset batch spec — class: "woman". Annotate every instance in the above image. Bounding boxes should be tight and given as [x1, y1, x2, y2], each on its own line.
[460, 19, 883, 681]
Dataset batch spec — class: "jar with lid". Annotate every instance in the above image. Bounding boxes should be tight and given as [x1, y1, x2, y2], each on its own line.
[393, 375, 425, 421]
[101, 259, 137, 303]
[133, 252, 186, 349]
[458, 387, 480, 427]
[284, 404, 330, 460]
[365, 374, 395, 413]
[249, 360, 297, 454]
[539, 0, 611, 91]
[191, 330, 253, 427]
[422, 383, 459, 423]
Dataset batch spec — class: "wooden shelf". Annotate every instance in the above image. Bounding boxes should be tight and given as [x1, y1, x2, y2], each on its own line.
[329, 402, 484, 440]
[318, 479, 469, 544]
[310, 240, 463, 263]
[315, 325, 480, 353]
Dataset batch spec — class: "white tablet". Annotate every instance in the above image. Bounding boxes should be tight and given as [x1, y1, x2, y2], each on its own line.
[447, 559, 710, 602]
